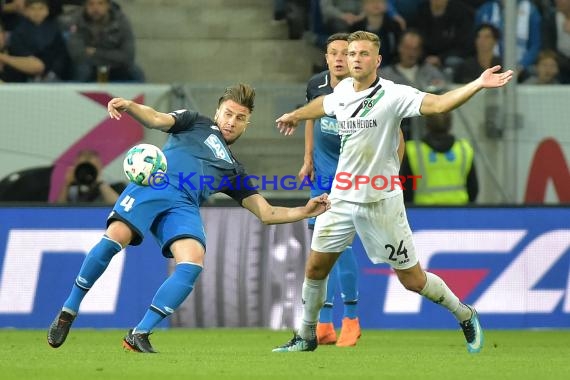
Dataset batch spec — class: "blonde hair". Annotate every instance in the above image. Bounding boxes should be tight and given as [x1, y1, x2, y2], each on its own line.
[348, 30, 381, 51]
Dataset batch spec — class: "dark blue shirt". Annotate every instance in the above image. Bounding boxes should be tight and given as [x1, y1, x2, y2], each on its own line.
[163, 109, 258, 205]
[306, 71, 340, 190]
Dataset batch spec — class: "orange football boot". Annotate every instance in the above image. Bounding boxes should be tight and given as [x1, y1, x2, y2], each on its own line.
[336, 317, 361, 347]
[316, 322, 337, 345]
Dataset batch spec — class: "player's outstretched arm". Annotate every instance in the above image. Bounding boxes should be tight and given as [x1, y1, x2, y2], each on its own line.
[420, 65, 514, 115]
[107, 97, 175, 131]
[241, 193, 331, 225]
[276, 96, 326, 136]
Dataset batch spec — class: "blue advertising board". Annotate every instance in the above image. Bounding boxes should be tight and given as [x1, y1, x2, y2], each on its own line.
[0, 206, 569, 329]
[349, 207, 570, 329]
[0, 207, 167, 328]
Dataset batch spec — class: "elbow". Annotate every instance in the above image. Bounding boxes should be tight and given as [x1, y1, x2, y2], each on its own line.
[259, 215, 273, 225]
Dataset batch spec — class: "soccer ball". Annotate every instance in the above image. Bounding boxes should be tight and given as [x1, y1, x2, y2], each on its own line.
[123, 143, 167, 186]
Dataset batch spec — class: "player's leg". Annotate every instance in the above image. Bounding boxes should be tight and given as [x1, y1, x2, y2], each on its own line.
[123, 237, 205, 353]
[123, 202, 206, 353]
[316, 262, 338, 344]
[335, 245, 361, 347]
[356, 193, 483, 353]
[394, 264, 483, 353]
[273, 249, 339, 352]
[47, 220, 134, 348]
[273, 197, 355, 352]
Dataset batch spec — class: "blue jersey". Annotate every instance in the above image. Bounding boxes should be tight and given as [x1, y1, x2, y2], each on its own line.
[163, 109, 257, 205]
[109, 109, 258, 257]
[306, 71, 340, 194]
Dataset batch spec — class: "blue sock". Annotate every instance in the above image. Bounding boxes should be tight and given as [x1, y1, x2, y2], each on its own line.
[63, 236, 122, 314]
[318, 264, 339, 323]
[135, 262, 202, 333]
[338, 246, 359, 319]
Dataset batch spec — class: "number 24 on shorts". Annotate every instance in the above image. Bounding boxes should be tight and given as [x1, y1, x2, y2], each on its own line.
[386, 240, 409, 265]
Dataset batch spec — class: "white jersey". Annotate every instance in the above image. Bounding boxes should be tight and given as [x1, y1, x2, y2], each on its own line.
[323, 76, 426, 203]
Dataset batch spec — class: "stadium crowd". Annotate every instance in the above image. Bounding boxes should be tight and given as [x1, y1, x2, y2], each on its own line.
[0, 0, 143, 83]
[275, 0, 569, 85]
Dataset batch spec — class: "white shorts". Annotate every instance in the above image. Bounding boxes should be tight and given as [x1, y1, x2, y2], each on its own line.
[311, 192, 418, 270]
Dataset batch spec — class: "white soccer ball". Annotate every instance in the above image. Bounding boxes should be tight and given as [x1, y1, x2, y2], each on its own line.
[123, 143, 167, 186]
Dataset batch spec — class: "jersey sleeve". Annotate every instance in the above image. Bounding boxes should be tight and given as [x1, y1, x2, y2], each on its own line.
[221, 166, 259, 205]
[322, 92, 338, 117]
[168, 109, 200, 133]
[392, 84, 427, 119]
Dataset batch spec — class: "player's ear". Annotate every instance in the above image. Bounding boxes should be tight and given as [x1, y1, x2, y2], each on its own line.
[214, 109, 220, 121]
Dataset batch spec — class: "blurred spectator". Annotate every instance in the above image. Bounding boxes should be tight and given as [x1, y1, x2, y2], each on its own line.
[400, 112, 479, 205]
[273, 0, 287, 21]
[523, 49, 560, 84]
[414, 0, 475, 72]
[0, 21, 6, 81]
[0, 0, 25, 31]
[350, 0, 403, 67]
[0, 0, 69, 82]
[475, 0, 542, 80]
[381, 30, 448, 92]
[67, 0, 144, 82]
[542, 0, 570, 83]
[454, 23, 502, 83]
[1, 0, 62, 31]
[283, 0, 309, 40]
[56, 149, 120, 204]
[391, 0, 420, 25]
[382, 30, 448, 140]
[319, 0, 364, 34]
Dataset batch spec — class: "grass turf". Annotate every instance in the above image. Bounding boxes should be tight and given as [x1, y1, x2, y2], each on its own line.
[1, 329, 569, 380]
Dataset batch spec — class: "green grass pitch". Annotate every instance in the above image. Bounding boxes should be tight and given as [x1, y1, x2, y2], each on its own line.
[1, 329, 569, 380]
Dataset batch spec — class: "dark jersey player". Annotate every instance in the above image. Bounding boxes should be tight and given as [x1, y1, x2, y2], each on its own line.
[47, 83, 331, 353]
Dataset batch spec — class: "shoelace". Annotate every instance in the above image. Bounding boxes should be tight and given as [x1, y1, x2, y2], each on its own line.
[280, 334, 302, 347]
[461, 320, 475, 342]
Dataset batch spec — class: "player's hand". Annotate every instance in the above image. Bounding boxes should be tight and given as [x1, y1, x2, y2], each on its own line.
[304, 193, 331, 217]
[478, 65, 514, 88]
[276, 112, 299, 136]
[108, 97, 132, 120]
[298, 160, 314, 181]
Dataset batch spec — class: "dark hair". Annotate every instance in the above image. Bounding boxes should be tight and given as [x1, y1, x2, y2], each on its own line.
[398, 28, 424, 47]
[476, 23, 500, 40]
[218, 83, 255, 112]
[326, 33, 349, 48]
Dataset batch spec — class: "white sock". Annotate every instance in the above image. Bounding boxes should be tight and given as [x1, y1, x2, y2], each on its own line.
[420, 272, 471, 322]
[298, 277, 327, 340]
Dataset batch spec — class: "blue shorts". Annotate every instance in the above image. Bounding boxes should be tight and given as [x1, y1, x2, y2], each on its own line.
[107, 183, 205, 258]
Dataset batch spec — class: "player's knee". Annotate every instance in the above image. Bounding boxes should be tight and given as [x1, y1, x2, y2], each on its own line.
[106, 220, 133, 247]
[305, 264, 329, 280]
[401, 281, 424, 293]
[397, 273, 425, 293]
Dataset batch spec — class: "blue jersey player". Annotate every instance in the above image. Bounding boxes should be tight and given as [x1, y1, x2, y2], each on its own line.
[299, 33, 406, 347]
[47, 84, 331, 353]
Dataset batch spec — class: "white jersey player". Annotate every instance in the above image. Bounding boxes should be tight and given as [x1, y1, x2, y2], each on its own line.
[272, 30, 513, 354]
